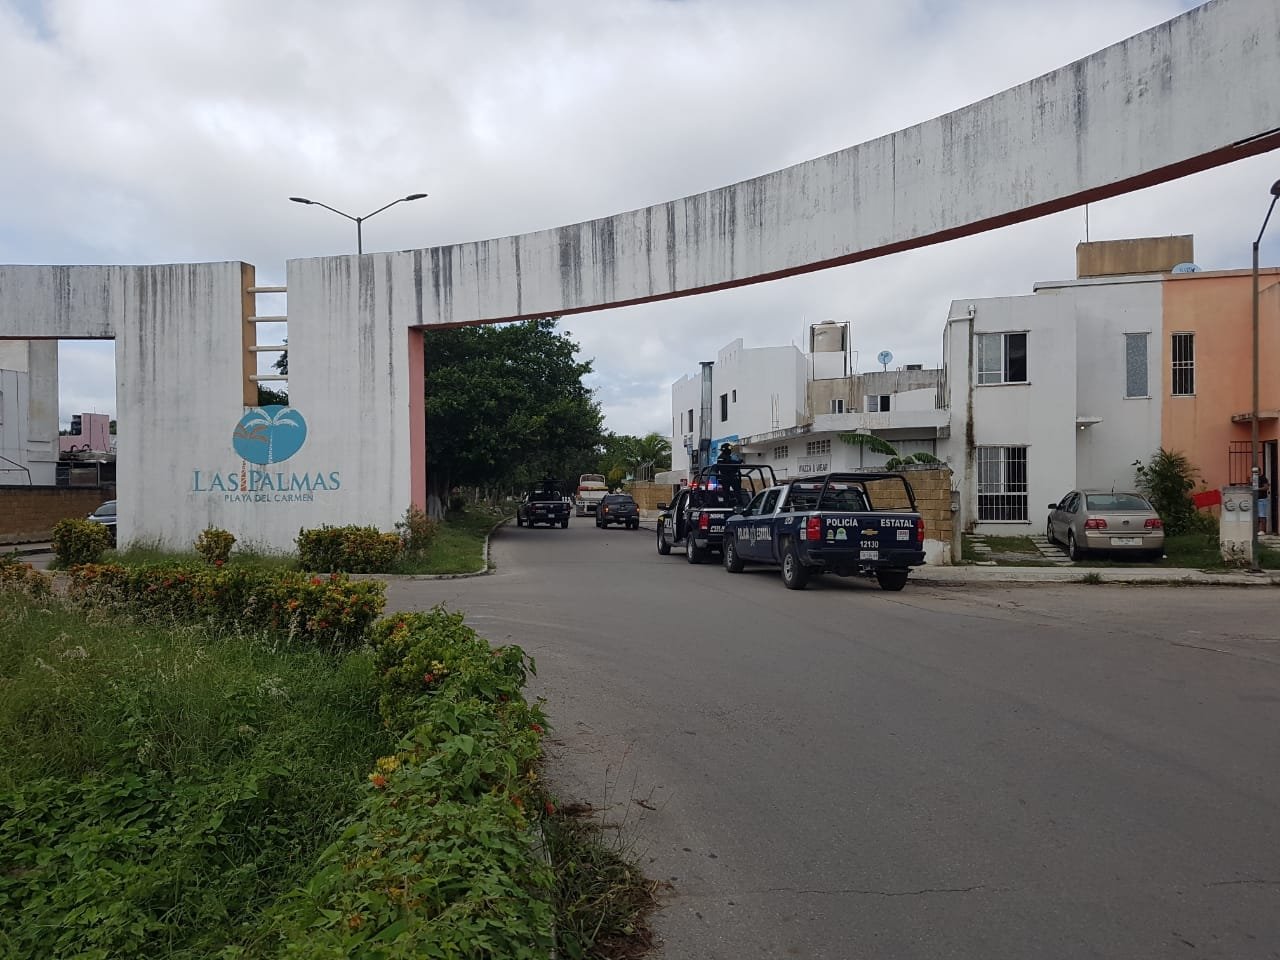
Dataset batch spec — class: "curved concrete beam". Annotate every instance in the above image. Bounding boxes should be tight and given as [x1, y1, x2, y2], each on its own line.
[316, 0, 1280, 328]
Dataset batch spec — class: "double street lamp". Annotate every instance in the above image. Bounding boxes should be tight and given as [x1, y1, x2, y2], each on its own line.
[289, 192, 428, 254]
[1250, 177, 1280, 568]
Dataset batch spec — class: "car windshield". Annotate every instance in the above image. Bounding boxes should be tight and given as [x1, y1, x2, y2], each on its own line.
[1085, 493, 1151, 511]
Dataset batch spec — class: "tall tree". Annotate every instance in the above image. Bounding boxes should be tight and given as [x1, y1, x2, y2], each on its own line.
[423, 319, 603, 517]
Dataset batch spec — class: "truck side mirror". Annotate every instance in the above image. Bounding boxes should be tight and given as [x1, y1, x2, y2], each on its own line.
[657, 502, 669, 511]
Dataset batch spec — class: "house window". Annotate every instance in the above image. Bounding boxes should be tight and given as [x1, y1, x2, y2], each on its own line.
[688, 408, 694, 432]
[805, 439, 831, 457]
[1171, 333, 1195, 396]
[830, 398, 845, 414]
[1125, 333, 1148, 398]
[976, 446, 1028, 521]
[732, 389, 737, 403]
[865, 394, 890, 412]
[976, 332, 1028, 385]
[773, 445, 789, 459]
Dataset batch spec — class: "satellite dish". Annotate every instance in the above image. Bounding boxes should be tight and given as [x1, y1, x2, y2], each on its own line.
[877, 350, 893, 371]
[1171, 262, 1201, 274]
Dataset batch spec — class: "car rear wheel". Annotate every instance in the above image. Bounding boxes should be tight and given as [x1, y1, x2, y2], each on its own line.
[876, 569, 909, 592]
[657, 521, 671, 555]
[1068, 532, 1085, 562]
[781, 543, 809, 590]
[1045, 519, 1056, 544]
[724, 536, 744, 573]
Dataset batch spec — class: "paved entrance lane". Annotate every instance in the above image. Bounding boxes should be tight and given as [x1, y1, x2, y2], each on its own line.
[383, 521, 1280, 959]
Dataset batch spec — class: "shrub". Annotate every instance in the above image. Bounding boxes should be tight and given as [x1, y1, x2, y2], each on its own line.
[297, 525, 402, 573]
[51, 517, 110, 567]
[193, 526, 235, 565]
[1134, 448, 1200, 535]
[272, 607, 554, 955]
[67, 563, 385, 652]
[0, 554, 52, 599]
[395, 505, 439, 555]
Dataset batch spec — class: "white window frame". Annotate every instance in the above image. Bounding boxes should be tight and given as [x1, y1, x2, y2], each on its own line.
[865, 394, 891, 412]
[976, 445, 1029, 521]
[805, 439, 831, 457]
[1124, 332, 1150, 399]
[1171, 332, 1195, 396]
[830, 398, 845, 414]
[976, 332, 1028, 385]
[773, 444, 789, 460]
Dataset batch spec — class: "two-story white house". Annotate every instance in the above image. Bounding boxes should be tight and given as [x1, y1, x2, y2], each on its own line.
[939, 238, 1176, 534]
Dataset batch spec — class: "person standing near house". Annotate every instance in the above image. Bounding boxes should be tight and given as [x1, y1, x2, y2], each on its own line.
[1258, 471, 1271, 534]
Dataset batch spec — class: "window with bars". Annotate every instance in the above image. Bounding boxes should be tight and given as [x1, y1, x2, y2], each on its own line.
[773, 445, 789, 460]
[1171, 332, 1195, 396]
[976, 332, 1028, 385]
[1125, 333, 1149, 398]
[805, 439, 831, 457]
[976, 446, 1028, 521]
[865, 394, 891, 412]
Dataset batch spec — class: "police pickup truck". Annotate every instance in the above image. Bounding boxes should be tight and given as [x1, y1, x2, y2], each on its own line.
[721, 472, 925, 590]
[656, 463, 777, 563]
[515, 480, 571, 528]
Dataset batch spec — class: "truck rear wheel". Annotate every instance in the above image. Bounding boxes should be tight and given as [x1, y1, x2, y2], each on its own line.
[561, 518, 569, 529]
[686, 538, 706, 564]
[875, 569, 909, 592]
[723, 536, 744, 573]
[781, 543, 810, 590]
[657, 521, 672, 555]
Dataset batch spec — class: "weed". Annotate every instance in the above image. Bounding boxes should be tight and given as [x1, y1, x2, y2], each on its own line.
[1080, 571, 1104, 584]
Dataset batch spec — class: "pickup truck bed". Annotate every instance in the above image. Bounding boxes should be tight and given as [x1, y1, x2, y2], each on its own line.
[721, 472, 926, 590]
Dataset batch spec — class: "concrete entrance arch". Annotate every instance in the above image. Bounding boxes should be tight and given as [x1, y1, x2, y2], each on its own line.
[2, 0, 1278, 550]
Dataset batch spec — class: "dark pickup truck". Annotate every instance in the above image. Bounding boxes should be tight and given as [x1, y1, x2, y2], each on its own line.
[721, 472, 926, 590]
[657, 463, 777, 563]
[515, 481, 571, 528]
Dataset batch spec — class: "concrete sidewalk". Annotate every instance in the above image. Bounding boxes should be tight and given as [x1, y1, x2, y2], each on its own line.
[914, 564, 1280, 587]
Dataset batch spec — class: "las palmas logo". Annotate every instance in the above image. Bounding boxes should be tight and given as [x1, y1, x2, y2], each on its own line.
[232, 405, 307, 465]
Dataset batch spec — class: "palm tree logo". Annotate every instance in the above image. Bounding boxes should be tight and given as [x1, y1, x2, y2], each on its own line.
[232, 405, 308, 466]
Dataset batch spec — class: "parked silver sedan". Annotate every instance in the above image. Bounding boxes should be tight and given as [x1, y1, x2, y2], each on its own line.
[1046, 490, 1165, 561]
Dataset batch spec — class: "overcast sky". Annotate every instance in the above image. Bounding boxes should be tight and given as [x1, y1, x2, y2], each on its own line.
[3, 0, 1277, 435]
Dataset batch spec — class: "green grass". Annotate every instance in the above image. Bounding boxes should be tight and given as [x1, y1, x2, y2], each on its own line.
[392, 505, 504, 575]
[111, 539, 298, 571]
[1158, 532, 1280, 570]
[0, 593, 394, 958]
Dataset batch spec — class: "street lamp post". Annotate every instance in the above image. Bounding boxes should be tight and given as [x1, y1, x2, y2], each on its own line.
[289, 193, 428, 254]
[1249, 178, 1280, 570]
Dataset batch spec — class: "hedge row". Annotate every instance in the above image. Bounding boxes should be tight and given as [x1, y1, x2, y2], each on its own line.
[271, 606, 555, 957]
[66, 563, 385, 652]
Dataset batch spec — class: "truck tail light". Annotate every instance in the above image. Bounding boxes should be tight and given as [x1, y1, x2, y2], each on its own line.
[1145, 518, 1163, 529]
[698, 512, 711, 532]
[916, 517, 926, 542]
[803, 516, 822, 541]
[1084, 517, 1108, 530]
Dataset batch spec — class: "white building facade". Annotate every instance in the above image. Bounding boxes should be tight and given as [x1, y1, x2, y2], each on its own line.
[940, 276, 1164, 535]
[0, 340, 59, 486]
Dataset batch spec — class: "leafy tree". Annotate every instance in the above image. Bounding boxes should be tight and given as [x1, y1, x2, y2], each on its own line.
[597, 431, 671, 482]
[424, 319, 603, 518]
[1133, 448, 1200, 535]
[256, 385, 289, 406]
[274, 339, 288, 376]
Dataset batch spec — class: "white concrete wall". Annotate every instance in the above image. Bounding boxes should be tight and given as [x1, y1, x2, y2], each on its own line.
[671, 373, 701, 472]
[338, 1, 1279, 328]
[0, 340, 58, 485]
[944, 295, 1078, 534]
[711, 341, 806, 444]
[1038, 278, 1164, 495]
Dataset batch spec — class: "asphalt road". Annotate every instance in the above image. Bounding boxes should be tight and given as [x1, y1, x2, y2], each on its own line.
[383, 519, 1280, 960]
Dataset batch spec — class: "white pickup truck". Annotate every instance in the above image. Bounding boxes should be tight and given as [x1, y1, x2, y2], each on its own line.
[574, 474, 608, 517]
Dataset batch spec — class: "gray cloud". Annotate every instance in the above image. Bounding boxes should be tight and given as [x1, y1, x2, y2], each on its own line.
[1, 0, 1272, 434]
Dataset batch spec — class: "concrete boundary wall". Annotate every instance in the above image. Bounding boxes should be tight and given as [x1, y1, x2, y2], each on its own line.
[1, 0, 1278, 550]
